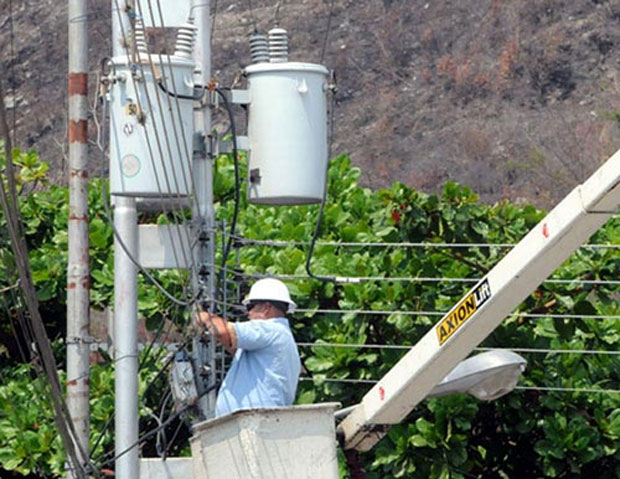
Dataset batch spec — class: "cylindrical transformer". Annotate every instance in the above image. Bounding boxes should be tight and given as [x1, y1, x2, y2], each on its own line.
[245, 62, 329, 205]
[109, 54, 195, 197]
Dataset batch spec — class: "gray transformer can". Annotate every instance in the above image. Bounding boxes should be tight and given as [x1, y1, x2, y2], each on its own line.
[109, 54, 195, 198]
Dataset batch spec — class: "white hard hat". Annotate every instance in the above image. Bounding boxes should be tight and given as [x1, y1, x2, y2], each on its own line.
[242, 278, 297, 313]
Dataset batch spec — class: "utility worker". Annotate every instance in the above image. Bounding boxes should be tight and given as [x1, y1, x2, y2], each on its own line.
[197, 278, 301, 417]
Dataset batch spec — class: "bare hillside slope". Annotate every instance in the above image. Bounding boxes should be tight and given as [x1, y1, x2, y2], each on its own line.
[1, 0, 619, 207]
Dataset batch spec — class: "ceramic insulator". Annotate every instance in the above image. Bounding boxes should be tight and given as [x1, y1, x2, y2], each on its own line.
[134, 19, 148, 54]
[268, 27, 289, 63]
[174, 22, 198, 60]
[249, 32, 269, 64]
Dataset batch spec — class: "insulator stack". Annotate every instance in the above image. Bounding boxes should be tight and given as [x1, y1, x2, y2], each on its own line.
[268, 27, 289, 63]
[134, 19, 148, 54]
[174, 21, 198, 59]
[249, 32, 269, 64]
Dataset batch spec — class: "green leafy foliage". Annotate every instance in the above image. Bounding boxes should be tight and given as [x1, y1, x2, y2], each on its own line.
[0, 350, 168, 477]
[214, 154, 619, 478]
[0, 150, 618, 477]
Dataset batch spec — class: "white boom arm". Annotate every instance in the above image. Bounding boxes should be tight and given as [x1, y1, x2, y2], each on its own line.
[338, 148, 620, 451]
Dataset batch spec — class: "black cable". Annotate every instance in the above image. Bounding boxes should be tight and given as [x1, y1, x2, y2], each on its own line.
[155, 390, 173, 457]
[156, 79, 206, 101]
[0, 82, 94, 479]
[89, 337, 188, 463]
[9, 0, 16, 145]
[320, 0, 336, 64]
[214, 88, 241, 301]
[247, 0, 257, 31]
[94, 382, 218, 470]
[163, 416, 186, 459]
[96, 91, 196, 307]
[210, 0, 219, 42]
[305, 79, 338, 283]
[273, 1, 282, 25]
[3, 287, 31, 363]
[94, 405, 188, 469]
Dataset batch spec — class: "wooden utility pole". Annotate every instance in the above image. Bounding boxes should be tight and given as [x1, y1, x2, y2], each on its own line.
[67, 0, 91, 476]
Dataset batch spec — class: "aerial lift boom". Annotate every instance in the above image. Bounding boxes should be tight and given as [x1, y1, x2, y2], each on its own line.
[338, 148, 620, 451]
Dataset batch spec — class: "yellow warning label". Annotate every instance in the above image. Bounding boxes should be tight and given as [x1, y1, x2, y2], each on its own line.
[436, 279, 491, 345]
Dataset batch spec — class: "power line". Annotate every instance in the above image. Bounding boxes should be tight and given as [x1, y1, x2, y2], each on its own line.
[299, 377, 620, 394]
[247, 0, 257, 31]
[102, 2, 203, 305]
[212, 297, 620, 320]
[0, 81, 93, 479]
[296, 342, 620, 356]
[110, 0, 199, 238]
[234, 236, 620, 250]
[210, 0, 218, 42]
[514, 386, 620, 394]
[138, 0, 206, 277]
[294, 307, 620, 320]
[231, 269, 620, 286]
[319, 0, 335, 64]
[8, 0, 17, 146]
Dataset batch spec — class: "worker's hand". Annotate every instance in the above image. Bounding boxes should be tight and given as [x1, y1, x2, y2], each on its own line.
[196, 311, 220, 332]
[196, 311, 237, 354]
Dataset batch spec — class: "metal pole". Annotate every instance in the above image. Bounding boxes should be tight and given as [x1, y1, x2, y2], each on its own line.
[67, 0, 90, 476]
[191, 0, 217, 419]
[113, 197, 139, 479]
[112, 3, 140, 478]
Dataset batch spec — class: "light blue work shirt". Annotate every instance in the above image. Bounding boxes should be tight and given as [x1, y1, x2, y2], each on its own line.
[215, 317, 301, 417]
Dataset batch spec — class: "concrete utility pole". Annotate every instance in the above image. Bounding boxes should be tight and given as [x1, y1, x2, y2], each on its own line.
[67, 0, 90, 476]
[111, 2, 140, 479]
[191, 0, 217, 419]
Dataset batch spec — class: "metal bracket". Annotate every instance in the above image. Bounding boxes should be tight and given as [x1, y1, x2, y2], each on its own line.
[193, 132, 207, 160]
[219, 135, 250, 153]
[228, 89, 250, 105]
[66, 335, 97, 346]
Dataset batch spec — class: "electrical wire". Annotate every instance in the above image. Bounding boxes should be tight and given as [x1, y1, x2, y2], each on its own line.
[163, 416, 187, 459]
[8, 0, 18, 146]
[214, 88, 241, 300]
[304, 79, 342, 283]
[299, 377, 620, 394]
[213, 297, 620, 320]
[296, 342, 620, 356]
[143, 0, 202, 203]
[97, 91, 195, 307]
[110, 0, 201, 280]
[294, 307, 620, 320]
[247, 0, 257, 31]
[0, 82, 94, 479]
[89, 335, 195, 465]
[233, 236, 620, 250]
[231, 268, 620, 286]
[89, 339, 186, 464]
[94, 404, 189, 469]
[96, 19, 201, 303]
[0, 283, 31, 364]
[231, 271, 620, 286]
[139, 0, 205, 276]
[93, 379, 219, 471]
[210, 0, 219, 42]
[515, 386, 620, 394]
[155, 390, 173, 457]
[319, 0, 335, 64]
[273, 1, 282, 25]
[94, 81, 201, 306]
[129, 16, 200, 274]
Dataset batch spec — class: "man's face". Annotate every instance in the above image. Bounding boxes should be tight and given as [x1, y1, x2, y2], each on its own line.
[247, 301, 270, 320]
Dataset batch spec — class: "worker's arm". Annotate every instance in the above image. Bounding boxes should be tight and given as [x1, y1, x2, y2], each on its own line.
[198, 312, 237, 354]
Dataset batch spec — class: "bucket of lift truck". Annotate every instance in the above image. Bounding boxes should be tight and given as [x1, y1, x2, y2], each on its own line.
[190, 403, 341, 479]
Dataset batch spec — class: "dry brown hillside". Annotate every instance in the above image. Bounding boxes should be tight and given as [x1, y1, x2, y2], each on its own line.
[1, 0, 619, 207]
